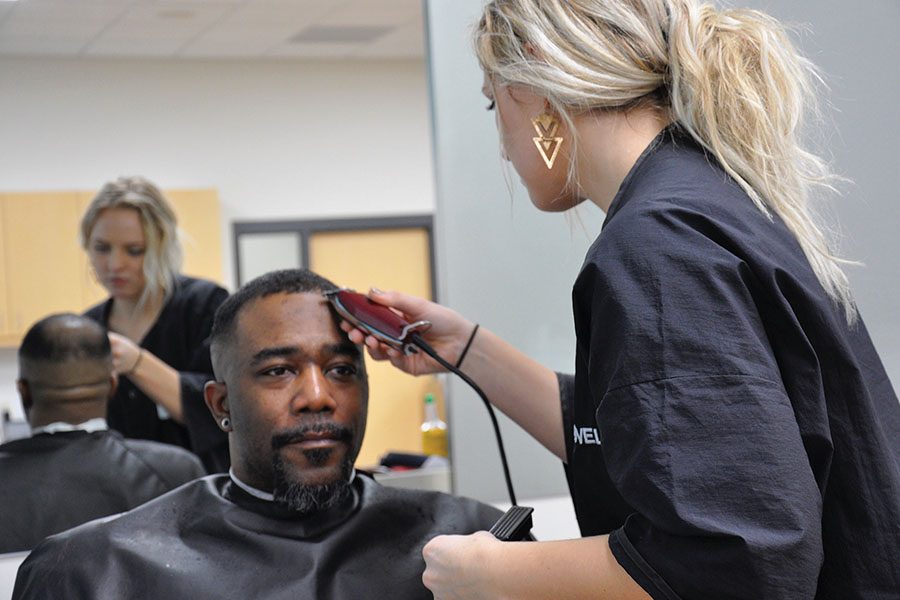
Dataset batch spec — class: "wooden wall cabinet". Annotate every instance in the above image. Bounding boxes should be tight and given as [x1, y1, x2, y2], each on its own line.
[0, 188, 223, 347]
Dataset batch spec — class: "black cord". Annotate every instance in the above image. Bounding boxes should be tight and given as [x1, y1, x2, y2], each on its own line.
[409, 332, 518, 507]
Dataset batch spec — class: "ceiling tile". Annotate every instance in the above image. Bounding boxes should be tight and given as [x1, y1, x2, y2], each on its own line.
[83, 39, 185, 57]
[265, 41, 358, 60]
[0, 34, 87, 56]
[93, 3, 230, 39]
[353, 19, 423, 59]
[181, 39, 270, 58]
[0, 0, 426, 61]
[317, 0, 421, 27]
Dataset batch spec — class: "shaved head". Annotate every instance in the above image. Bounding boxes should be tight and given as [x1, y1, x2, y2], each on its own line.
[18, 313, 115, 426]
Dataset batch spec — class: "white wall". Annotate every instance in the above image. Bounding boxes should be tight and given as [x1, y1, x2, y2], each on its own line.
[0, 56, 435, 422]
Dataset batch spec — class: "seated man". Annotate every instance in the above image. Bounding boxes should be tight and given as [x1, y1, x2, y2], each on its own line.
[14, 269, 502, 599]
[0, 314, 205, 554]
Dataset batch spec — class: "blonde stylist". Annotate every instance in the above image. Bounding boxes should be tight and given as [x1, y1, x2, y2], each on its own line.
[82, 176, 229, 472]
[344, 1, 900, 598]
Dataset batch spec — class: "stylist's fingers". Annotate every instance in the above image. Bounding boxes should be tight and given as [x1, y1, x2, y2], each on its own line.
[367, 287, 430, 318]
[422, 532, 497, 599]
[339, 320, 403, 361]
[107, 332, 139, 374]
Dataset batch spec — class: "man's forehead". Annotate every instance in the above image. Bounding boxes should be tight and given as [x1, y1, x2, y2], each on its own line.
[234, 291, 341, 348]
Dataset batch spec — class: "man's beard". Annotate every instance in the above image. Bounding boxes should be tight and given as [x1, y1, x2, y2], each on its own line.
[270, 423, 355, 514]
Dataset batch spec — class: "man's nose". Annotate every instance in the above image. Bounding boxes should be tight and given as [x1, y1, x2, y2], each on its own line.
[293, 368, 337, 413]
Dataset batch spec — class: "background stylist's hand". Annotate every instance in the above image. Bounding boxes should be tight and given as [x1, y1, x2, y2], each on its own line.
[422, 531, 501, 599]
[339, 289, 475, 376]
[108, 331, 142, 375]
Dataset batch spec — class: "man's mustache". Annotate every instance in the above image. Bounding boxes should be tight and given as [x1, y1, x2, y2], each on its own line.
[271, 422, 353, 450]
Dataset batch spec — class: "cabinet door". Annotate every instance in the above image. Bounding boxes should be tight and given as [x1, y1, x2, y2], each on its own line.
[1, 192, 85, 343]
[309, 227, 440, 466]
[165, 189, 224, 286]
[76, 191, 108, 310]
[0, 198, 9, 338]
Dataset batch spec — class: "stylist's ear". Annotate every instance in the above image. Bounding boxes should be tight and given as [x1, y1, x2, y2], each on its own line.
[204, 381, 230, 431]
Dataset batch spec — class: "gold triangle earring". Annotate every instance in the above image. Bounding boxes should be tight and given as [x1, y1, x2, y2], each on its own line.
[531, 111, 563, 170]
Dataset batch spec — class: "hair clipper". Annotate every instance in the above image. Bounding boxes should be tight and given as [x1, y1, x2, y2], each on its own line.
[324, 289, 431, 355]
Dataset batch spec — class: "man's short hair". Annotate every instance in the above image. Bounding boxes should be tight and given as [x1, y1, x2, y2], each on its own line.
[19, 314, 110, 363]
[209, 269, 342, 378]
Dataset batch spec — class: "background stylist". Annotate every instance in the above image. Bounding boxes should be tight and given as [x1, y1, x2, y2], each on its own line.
[82, 176, 229, 472]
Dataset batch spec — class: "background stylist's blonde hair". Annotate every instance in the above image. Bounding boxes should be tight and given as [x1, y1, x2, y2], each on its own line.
[475, 0, 856, 322]
[81, 176, 183, 308]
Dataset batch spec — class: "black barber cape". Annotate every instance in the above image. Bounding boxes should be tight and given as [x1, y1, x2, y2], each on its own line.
[562, 128, 900, 599]
[85, 276, 230, 472]
[0, 429, 205, 553]
[13, 473, 503, 599]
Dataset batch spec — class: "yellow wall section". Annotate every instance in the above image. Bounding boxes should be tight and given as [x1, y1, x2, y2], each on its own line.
[0, 199, 8, 336]
[1, 192, 85, 339]
[164, 189, 224, 285]
[0, 188, 223, 347]
[309, 228, 444, 467]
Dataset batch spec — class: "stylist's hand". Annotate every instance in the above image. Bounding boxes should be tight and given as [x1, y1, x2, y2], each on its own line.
[108, 332, 142, 376]
[422, 532, 501, 599]
[340, 289, 475, 376]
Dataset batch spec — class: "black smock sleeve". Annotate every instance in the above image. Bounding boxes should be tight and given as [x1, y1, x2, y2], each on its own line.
[585, 206, 823, 599]
[177, 282, 230, 471]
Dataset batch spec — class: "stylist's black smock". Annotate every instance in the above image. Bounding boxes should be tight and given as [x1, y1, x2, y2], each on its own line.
[85, 276, 230, 473]
[561, 128, 900, 599]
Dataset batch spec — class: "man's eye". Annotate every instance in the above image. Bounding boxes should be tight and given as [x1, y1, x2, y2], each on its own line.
[486, 100, 496, 111]
[262, 366, 290, 377]
[329, 365, 357, 378]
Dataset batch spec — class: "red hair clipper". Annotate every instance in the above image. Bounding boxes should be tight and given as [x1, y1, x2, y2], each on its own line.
[324, 289, 431, 355]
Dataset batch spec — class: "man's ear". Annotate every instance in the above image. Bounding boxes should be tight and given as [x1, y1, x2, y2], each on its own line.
[108, 372, 119, 399]
[204, 380, 229, 428]
[16, 379, 32, 414]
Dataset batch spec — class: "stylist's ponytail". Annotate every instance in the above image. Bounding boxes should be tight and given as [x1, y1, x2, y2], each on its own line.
[475, 0, 857, 322]
[665, 1, 856, 321]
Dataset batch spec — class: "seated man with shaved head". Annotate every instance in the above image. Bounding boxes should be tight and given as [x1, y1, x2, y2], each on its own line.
[13, 270, 501, 599]
[0, 314, 205, 554]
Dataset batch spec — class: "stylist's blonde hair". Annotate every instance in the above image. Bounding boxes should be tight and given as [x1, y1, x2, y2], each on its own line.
[81, 176, 183, 308]
[475, 0, 856, 322]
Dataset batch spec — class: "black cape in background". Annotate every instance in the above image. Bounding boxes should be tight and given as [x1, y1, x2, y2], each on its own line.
[562, 128, 900, 599]
[13, 473, 503, 600]
[0, 430, 205, 553]
[85, 276, 230, 472]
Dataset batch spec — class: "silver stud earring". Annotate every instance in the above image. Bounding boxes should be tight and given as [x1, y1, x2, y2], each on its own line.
[220, 417, 231, 430]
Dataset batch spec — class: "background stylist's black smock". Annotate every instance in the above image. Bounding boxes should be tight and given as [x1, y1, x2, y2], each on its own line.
[85, 276, 229, 472]
[561, 128, 900, 599]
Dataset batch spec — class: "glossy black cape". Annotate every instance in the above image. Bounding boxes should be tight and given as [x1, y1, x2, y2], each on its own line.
[0, 430, 205, 553]
[13, 473, 503, 599]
